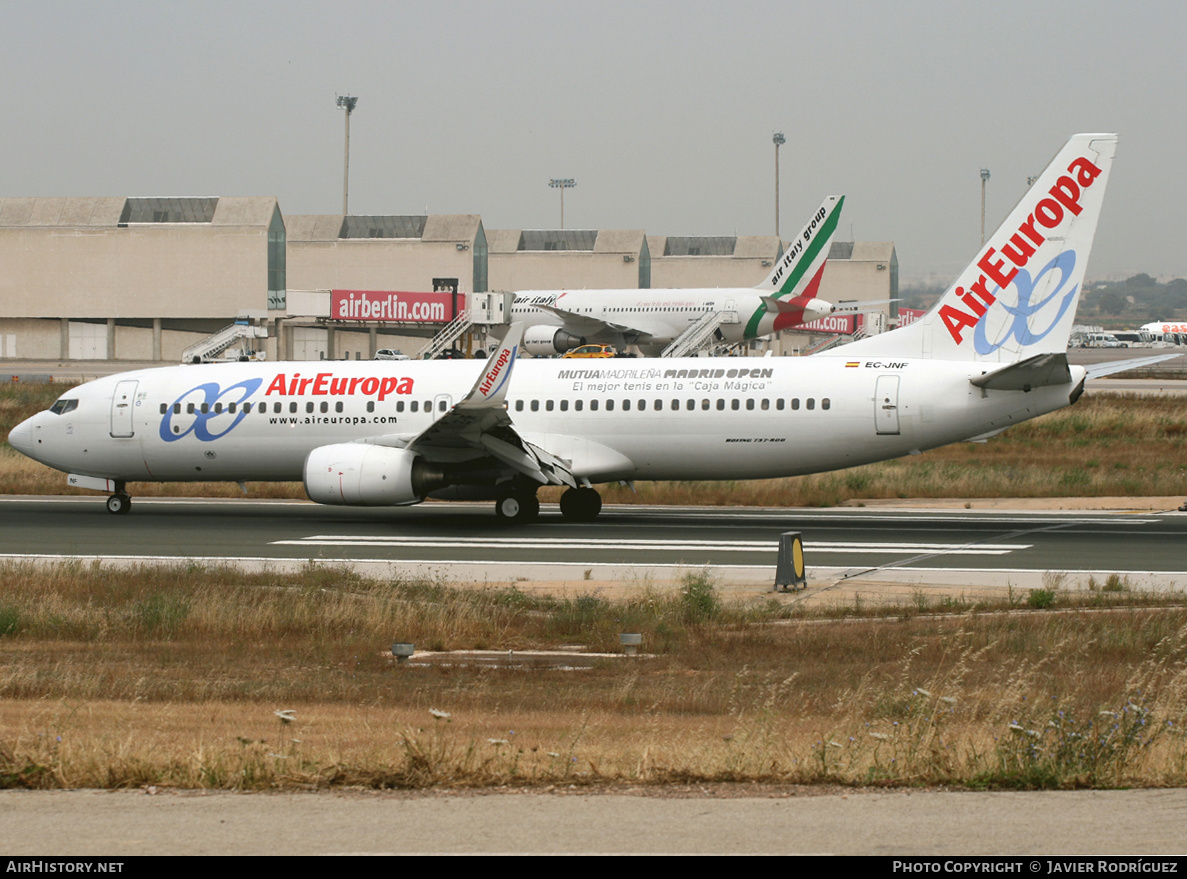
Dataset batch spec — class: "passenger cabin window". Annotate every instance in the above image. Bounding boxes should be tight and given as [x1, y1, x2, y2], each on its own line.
[822, 398, 831, 410]
[367, 401, 375, 413]
[807, 399, 816, 410]
[515, 400, 524, 412]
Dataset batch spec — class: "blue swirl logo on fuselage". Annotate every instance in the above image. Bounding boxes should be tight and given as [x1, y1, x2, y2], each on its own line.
[973, 251, 1079, 355]
[159, 378, 263, 442]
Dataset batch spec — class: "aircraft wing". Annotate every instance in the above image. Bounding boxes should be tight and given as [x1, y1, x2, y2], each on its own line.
[533, 303, 624, 336]
[367, 324, 576, 487]
[532, 304, 669, 343]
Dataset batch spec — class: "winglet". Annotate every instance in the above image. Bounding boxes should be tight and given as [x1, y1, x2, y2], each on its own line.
[460, 322, 524, 409]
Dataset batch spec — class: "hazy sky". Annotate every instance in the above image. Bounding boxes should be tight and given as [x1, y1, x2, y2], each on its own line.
[3, 0, 1183, 284]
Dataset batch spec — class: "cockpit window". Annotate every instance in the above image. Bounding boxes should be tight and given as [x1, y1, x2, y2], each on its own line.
[49, 398, 79, 415]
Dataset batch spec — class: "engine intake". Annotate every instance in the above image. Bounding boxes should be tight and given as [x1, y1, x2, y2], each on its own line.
[522, 325, 584, 356]
[304, 443, 445, 506]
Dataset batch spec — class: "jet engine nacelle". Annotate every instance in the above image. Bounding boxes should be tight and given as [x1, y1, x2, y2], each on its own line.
[304, 443, 445, 506]
[522, 325, 584, 356]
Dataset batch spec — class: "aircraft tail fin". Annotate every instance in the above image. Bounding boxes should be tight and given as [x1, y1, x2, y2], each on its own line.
[842, 134, 1117, 364]
[755, 195, 844, 300]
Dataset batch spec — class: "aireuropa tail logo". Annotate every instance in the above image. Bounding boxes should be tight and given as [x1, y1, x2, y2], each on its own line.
[940, 153, 1102, 349]
[159, 378, 262, 442]
[972, 252, 1078, 355]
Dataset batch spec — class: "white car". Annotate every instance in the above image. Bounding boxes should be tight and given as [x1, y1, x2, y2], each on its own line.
[374, 349, 410, 360]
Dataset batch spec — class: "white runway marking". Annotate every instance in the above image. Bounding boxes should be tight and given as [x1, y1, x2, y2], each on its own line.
[271, 535, 1032, 556]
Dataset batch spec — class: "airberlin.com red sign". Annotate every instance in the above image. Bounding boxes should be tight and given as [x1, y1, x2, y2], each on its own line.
[331, 290, 464, 323]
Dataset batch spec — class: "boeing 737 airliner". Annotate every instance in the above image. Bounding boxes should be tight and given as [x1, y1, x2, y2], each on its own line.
[9, 134, 1151, 523]
[510, 196, 845, 356]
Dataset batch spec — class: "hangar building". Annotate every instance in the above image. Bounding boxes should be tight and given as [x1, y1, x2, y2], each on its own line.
[0, 195, 898, 362]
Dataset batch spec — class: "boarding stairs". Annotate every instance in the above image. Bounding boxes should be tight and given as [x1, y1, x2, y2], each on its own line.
[662, 310, 734, 358]
[416, 313, 474, 359]
[181, 322, 268, 363]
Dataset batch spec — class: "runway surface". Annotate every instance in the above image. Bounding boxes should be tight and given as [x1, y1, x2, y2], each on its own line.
[2, 497, 1184, 600]
[2, 787, 1185, 855]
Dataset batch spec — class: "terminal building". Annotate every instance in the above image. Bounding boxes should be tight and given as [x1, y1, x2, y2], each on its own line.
[0, 195, 897, 362]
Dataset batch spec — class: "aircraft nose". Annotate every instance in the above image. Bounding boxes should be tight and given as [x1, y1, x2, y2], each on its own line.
[7, 417, 35, 457]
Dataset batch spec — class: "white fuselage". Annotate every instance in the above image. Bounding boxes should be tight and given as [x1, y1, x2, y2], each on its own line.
[10, 354, 1084, 489]
[510, 288, 830, 354]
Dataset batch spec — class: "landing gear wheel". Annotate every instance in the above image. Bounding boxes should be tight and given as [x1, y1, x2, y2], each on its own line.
[495, 490, 539, 524]
[559, 487, 602, 522]
[106, 492, 132, 515]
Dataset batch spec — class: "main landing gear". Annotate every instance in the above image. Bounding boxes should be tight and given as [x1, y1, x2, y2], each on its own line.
[106, 490, 132, 515]
[495, 488, 540, 523]
[493, 485, 603, 523]
[559, 486, 602, 523]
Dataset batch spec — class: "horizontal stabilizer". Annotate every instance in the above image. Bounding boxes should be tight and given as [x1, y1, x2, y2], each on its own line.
[970, 353, 1072, 391]
[1084, 352, 1183, 379]
[834, 298, 900, 313]
[762, 296, 804, 314]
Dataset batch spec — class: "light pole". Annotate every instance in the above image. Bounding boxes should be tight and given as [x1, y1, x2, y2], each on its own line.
[337, 95, 358, 215]
[980, 167, 991, 246]
[549, 178, 575, 229]
[773, 132, 786, 238]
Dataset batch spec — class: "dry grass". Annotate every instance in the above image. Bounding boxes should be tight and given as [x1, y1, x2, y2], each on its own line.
[3, 384, 1186, 502]
[2, 563, 1186, 791]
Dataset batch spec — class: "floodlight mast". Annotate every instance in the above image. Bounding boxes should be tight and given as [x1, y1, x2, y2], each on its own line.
[980, 167, 991, 246]
[337, 95, 359, 215]
[773, 132, 786, 237]
[549, 178, 575, 229]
